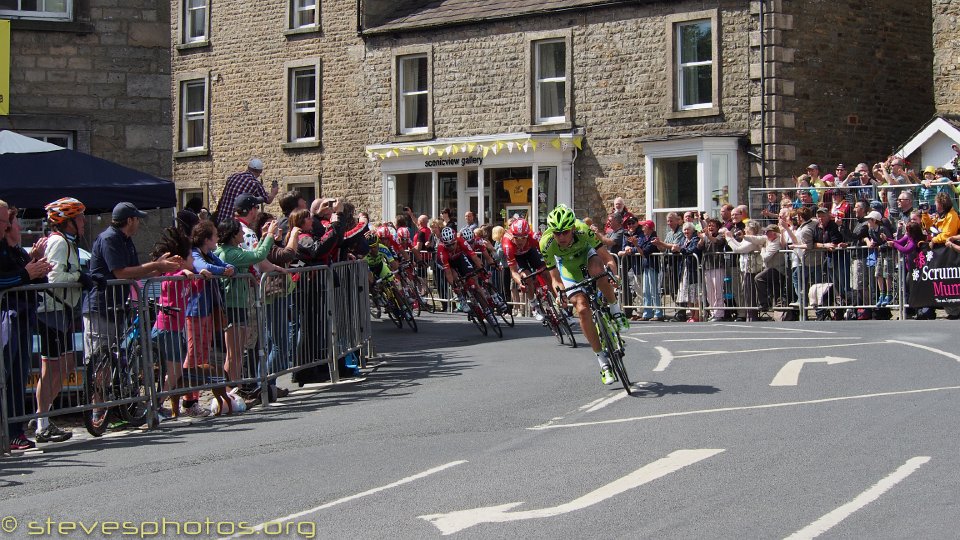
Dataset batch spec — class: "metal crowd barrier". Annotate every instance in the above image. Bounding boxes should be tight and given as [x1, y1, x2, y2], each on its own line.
[1, 279, 156, 453]
[1, 263, 373, 454]
[616, 247, 909, 322]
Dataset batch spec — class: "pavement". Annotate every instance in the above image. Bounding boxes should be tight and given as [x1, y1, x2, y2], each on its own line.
[1, 314, 959, 539]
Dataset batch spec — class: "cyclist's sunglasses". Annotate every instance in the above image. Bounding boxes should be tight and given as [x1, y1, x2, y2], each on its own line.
[554, 228, 574, 236]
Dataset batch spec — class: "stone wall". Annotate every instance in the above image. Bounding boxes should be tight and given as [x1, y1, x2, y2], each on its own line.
[933, 0, 960, 115]
[364, 0, 758, 222]
[171, 0, 374, 218]
[1, 0, 172, 186]
[775, 0, 934, 183]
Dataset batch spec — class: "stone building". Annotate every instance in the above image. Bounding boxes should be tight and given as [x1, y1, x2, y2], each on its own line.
[362, 0, 934, 229]
[933, 0, 960, 115]
[170, 0, 934, 229]
[169, 0, 371, 216]
[1, 0, 172, 185]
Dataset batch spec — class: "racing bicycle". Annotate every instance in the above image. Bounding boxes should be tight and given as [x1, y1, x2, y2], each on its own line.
[559, 268, 631, 394]
[526, 267, 576, 347]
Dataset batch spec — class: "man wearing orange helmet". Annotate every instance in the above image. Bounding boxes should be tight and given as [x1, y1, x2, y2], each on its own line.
[34, 197, 88, 444]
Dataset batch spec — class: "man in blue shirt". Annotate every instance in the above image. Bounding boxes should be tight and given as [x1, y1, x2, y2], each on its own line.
[82, 203, 182, 359]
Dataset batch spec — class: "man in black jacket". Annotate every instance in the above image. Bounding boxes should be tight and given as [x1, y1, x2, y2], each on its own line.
[812, 208, 846, 319]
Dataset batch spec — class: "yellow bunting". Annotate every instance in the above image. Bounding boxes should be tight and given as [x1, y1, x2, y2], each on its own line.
[482, 145, 490, 158]
[551, 138, 562, 149]
[467, 143, 476, 153]
[529, 139, 538, 151]
[573, 136, 583, 150]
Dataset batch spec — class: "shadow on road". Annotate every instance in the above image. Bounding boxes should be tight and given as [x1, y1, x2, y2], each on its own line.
[634, 382, 721, 398]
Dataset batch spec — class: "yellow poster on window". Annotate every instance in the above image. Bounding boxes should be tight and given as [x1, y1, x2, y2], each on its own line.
[0, 20, 9, 116]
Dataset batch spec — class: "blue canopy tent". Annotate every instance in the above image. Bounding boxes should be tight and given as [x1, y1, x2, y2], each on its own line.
[0, 130, 176, 212]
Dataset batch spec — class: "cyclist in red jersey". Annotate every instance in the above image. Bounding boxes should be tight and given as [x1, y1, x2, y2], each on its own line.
[501, 219, 549, 319]
[438, 227, 488, 311]
[459, 227, 495, 267]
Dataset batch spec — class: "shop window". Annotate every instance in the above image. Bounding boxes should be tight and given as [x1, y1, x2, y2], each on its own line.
[0, 0, 71, 21]
[394, 173, 432, 218]
[289, 0, 317, 30]
[397, 54, 429, 135]
[653, 157, 698, 209]
[288, 65, 319, 142]
[182, 0, 209, 45]
[176, 76, 209, 154]
[533, 39, 567, 125]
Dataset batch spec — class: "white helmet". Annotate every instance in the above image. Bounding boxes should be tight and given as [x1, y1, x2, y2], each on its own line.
[459, 227, 474, 243]
[440, 227, 457, 245]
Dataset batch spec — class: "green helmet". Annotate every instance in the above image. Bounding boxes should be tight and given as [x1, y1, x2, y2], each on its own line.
[547, 204, 577, 231]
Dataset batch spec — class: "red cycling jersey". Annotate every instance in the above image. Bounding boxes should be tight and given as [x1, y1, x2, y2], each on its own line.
[502, 231, 538, 267]
[437, 237, 473, 270]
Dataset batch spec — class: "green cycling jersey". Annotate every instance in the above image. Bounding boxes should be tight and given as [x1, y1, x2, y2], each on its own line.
[539, 219, 602, 282]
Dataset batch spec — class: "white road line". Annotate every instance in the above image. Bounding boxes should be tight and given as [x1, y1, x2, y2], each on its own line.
[579, 397, 607, 411]
[622, 335, 648, 343]
[527, 385, 960, 430]
[784, 456, 930, 540]
[625, 330, 796, 336]
[714, 324, 837, 334]
[583, 383, 651, 412]
[886, 339, 960, 363]
[663, 337, 860, 342]
[673, 342, 870, 358]
[652, 346, 674, 372]
[218, 460, 468, 540]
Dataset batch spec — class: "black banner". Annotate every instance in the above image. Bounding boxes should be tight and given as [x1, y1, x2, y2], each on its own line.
[908, 245, 960, 307]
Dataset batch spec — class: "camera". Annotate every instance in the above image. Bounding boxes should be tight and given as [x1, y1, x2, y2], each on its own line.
[852, 172, 861, 178]
[919, 202, 930, 212]
[270, 179, 279, 189]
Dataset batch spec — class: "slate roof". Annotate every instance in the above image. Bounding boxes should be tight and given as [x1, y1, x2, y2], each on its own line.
[364, 0, 636, 34]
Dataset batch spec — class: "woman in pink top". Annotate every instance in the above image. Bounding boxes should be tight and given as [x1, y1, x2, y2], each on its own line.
[149, 229, 208, 419]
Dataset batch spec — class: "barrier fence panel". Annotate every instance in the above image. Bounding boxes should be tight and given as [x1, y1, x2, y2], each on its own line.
[619, 252, 703, 321]
[330, 260, 370, 377]
[1, 279, 158, 453]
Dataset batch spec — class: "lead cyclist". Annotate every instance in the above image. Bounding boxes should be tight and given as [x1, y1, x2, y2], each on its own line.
[540, 204, 628, 385]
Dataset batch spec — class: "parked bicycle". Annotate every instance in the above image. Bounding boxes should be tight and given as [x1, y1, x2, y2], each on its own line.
[84, 299, 170, 436]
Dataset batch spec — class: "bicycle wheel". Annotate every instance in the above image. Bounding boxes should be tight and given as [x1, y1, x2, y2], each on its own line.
[385, 288, 403, 328]
[396, 289, 419, 332]
[596, 314, 631, 394]
[369, 291, 382, 319]
[421, 284, 437, 313]
[474, 289, 502, 338]
[117, 342, 154, 427]
[83, 349, 114, 437]
[467, 303, 488, 336]
[534, 293, 563, 343]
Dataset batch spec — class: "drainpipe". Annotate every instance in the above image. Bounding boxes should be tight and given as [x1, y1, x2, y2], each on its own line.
[357, 0, 363, 36]
[759, 0, 768, 187]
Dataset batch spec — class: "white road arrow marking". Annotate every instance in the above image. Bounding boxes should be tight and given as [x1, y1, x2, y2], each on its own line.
[770, 356, 856, 386]
[652, 346, 673, 372]
[418, 449, 724, 535]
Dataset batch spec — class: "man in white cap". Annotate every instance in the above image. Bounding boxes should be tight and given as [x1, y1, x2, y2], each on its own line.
[215, 158, 278, 224]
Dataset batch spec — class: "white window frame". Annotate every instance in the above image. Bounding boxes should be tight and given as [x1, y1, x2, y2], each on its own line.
[178, 77, 209, 153]
[182, 0, 209, 44]
[0, 0, 72, 21]
[675, 19, 713, 111]
[289, 0, 317, 30]
[288, 65, 319, 143]
[398, 54, 429, 135]
[19, 130, 74, 149]
[534, 38, 567, 125]
[643, 137, 739, 231]
[178, 188, 204, 209]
